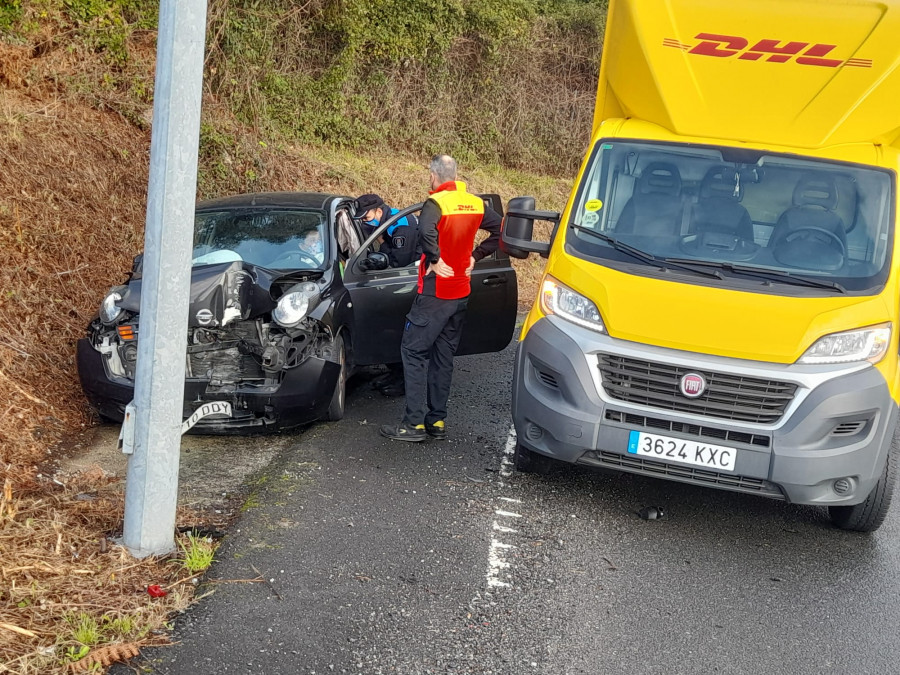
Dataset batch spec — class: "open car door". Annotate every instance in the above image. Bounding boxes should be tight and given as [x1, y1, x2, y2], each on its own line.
[343, 198, 518, 366]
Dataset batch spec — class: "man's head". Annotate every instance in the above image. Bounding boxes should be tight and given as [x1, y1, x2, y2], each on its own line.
[354, 193, 386, 226]
[299, 228, 322, 255]
[429, 155, 457, 191]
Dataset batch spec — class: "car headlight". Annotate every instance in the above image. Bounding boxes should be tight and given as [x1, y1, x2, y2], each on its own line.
[273, 282, 320, 328]
[99, 291, 123, 325]
[540, 276, 605, 333]
[799, 324, 891, 365]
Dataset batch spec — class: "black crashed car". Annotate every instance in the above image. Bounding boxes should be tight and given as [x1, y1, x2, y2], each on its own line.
[77, 192, 518, 433]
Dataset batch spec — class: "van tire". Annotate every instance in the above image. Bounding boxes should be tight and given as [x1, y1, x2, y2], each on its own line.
[326, 335, 346, 422]
[829, 431, 898, 533]
[514, 443, 556, 475]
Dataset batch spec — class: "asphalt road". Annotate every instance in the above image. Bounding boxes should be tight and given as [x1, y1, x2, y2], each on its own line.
[128, 338, 900, 675]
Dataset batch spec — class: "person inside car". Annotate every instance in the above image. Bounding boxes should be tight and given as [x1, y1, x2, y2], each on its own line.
[298, 228, 325, 265]
[354, 193, 421, 269]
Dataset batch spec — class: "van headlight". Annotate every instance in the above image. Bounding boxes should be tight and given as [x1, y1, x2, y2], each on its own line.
[799, 324, 891, 365]
[99, 291, 124, 325]
[540, 276, 605, 333]
[273, 282, 320, 328]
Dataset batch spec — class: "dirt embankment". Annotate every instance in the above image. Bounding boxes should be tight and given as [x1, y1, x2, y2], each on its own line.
[0, 25, 571, 671]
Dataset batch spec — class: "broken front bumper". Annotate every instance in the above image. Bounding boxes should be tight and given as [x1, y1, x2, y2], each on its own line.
[76, 338, 339, 433]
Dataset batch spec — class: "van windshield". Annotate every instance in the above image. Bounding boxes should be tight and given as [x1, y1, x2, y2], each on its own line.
[568, 140, 894, 294]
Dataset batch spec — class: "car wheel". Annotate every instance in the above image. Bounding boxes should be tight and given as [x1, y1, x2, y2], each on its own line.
[513, 443, 556, 475]
[326, 335, 346, 422]
[829, 428, 898, 533]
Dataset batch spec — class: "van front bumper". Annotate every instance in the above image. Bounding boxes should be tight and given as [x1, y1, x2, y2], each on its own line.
[512, 317, 898, 506]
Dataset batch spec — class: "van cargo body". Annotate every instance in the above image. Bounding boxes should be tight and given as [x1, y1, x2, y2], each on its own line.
[503, 0, 900, 531]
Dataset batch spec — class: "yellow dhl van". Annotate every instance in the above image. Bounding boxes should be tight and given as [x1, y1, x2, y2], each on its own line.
[501, 0, 900, 531]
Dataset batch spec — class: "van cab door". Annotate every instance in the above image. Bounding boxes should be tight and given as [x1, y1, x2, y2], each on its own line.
[344, 201, 518, 366]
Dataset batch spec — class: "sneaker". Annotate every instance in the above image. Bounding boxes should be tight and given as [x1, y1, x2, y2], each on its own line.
[380, 422, 427, 442]
[425, 420, 446, 440]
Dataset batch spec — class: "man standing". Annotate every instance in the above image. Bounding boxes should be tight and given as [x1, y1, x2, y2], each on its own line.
[380, 155, 502, 442]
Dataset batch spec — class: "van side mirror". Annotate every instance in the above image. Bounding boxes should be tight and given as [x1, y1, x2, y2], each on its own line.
[500, 196, 559, 259]
[359, 251, 389, 272]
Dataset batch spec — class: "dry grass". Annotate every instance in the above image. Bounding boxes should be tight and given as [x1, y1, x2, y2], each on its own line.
[0, 468, 203, 674]
[0, 18, 575, 673]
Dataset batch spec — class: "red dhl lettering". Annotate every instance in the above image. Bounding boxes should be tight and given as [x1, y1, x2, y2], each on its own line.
[663, 33, 872, 68]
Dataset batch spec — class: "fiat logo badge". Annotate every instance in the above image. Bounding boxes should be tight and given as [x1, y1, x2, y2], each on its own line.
[196, 309, 214, 326]
[680, 373, 707, 398]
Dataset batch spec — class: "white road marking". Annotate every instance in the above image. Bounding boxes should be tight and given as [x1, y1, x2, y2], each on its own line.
[482, 426, 524, 590]
[486, 539, 516, 587]
[499, 426, 517, 478]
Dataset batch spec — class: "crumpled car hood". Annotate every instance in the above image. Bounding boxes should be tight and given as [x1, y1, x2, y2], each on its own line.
[118, 261, 304, 328]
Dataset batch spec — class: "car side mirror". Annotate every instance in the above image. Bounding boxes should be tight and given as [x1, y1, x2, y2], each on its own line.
[359, 251, 389, 272]
[129, 253, 144, 279]
[500, 196, 558, 259]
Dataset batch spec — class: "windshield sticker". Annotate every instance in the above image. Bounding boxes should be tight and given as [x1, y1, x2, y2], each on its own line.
[582, 211, 600, 227]
[585, 199, 603, 212]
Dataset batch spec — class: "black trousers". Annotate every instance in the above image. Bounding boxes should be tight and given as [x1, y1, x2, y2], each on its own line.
[400, 294, 468, 426]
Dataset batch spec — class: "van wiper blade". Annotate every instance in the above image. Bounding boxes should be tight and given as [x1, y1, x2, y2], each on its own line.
[663, 258, 846, 292]
[571, 226, 722, 279]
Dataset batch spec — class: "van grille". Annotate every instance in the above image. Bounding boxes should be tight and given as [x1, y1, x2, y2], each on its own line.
[580, 450, 784, 500]
[604, 410, 771, 448]
[598, 354, 796, 424]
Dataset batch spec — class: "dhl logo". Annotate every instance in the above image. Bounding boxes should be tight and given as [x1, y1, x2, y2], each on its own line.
[663, 34, 872, 68]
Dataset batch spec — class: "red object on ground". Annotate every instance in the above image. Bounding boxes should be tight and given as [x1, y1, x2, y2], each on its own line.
[147, 584, 168, 598]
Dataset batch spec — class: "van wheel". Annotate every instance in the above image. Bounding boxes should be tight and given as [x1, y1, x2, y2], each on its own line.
[829, 431, 898, 533]
[326, 336, 346, 422]
[514, 443, 556, 475]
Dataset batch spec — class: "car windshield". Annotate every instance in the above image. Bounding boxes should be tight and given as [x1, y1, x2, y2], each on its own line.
[568, 140, 894, 294]
[192, 209, 328, 270]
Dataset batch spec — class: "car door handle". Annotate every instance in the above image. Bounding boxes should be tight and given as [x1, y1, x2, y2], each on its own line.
[482, 275, 508, 286]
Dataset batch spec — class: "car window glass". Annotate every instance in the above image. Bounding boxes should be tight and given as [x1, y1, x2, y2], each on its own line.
[192, 209, 328, 270]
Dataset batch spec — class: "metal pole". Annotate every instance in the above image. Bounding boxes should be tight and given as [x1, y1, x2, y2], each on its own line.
[123, 0, 208, 558]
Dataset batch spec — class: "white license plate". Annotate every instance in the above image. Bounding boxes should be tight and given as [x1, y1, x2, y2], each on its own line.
[182, 401, 233, 434]
[627, 430, 737, 472]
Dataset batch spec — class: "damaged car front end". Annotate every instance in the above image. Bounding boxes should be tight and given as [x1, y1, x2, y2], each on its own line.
[77, 195, 348, 433]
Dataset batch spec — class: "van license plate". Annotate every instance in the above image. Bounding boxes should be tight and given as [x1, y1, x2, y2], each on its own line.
[627, 431, 737, 472]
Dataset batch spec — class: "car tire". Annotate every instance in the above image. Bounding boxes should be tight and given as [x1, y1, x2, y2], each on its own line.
[326, 335, 346, 422]
[514, 443, 556, 475]
[829, 428, 898, 533]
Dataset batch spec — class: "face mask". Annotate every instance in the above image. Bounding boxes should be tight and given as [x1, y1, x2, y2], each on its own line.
[303, 237, 322, 255]
[364, 217, 380, 228]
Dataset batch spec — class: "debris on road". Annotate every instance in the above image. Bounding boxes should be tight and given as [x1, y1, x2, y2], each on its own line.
[637, 506, 666, 520]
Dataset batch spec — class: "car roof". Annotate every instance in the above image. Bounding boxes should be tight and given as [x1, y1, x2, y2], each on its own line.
[196, 192, 347, 211]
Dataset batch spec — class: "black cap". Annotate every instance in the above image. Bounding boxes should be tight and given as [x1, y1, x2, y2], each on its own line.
[353, 193, 385, 219]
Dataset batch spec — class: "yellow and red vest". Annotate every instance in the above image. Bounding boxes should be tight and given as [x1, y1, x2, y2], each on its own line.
[418, 181, 485, 300]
